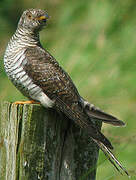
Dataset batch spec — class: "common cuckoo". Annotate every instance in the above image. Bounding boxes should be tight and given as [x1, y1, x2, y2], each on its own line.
[4, 9, 129, 176]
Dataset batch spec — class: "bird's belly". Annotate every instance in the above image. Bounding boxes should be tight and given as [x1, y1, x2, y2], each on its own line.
[4, 50, 54, 108]
[7, 68, 54, 108]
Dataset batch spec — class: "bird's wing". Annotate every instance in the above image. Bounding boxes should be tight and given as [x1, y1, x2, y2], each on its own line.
[24, 46, 113, 149]
[24, 46, 129, 176]
[24, 46, 125, 127]
[24, 46, 80, 104]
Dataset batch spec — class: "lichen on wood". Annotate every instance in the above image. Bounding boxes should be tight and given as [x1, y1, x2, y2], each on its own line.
[0, 101, 101, 180]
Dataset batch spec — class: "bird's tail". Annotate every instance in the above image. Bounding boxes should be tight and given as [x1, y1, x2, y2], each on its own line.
[93, 139, 130, 177]
[81, 98, 125, 126]
[55, 98, 130, 177]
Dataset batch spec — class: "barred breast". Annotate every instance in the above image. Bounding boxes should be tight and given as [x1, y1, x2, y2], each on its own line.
[4, 32, 54, 108]
[4, 44, 41, 95]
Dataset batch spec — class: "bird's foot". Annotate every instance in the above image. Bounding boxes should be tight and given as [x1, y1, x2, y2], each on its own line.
[13, 100, 40, 105]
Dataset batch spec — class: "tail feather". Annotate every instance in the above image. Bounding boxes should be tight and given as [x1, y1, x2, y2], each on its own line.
[84, 102, 125, 126]
[55, 98, 129, 176]
[86, 125, 114, 150]
[94, 139, 130, 177]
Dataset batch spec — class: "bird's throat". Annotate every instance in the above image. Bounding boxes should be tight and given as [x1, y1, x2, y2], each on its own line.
[14, 27, 40, 47]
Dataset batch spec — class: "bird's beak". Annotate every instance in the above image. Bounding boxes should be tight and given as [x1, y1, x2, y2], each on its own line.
[36, 13, 49, 21]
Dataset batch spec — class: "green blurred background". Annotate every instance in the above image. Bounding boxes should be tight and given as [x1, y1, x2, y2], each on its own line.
[0, 0, 136, 179]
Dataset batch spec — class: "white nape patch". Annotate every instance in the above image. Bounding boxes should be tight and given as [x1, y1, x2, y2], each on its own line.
[32, 92, 54, 108]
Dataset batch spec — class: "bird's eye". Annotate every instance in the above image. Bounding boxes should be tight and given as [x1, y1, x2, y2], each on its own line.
[27, 12, 32, 19]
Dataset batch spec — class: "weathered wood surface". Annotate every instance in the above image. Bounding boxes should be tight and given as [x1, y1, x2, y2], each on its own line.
[0, 101, 101, 180]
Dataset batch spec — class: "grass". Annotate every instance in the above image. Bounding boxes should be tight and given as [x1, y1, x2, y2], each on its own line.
[0, 0, 136, 179]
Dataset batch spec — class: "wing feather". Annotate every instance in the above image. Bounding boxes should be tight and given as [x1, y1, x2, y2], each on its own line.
[24, 46, 113, 149]
[23, 46, 129, 176]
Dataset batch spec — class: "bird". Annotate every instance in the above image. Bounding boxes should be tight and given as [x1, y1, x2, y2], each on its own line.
[4, 9, 129, 176]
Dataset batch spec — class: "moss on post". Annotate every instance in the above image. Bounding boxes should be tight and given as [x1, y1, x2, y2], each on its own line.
[0, 101, 101, 180]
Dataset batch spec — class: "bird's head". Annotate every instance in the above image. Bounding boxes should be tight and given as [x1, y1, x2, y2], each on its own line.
[18, 9, 49, 32]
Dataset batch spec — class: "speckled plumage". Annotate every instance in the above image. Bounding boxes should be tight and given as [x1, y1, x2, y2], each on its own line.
[4, 9, 129, 176]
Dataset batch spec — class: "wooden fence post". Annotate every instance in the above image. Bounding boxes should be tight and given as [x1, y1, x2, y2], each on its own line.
[0, 101, 101, 180]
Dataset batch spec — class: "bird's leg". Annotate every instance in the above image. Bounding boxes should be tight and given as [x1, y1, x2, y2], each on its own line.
[13, 100, 40, 105]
